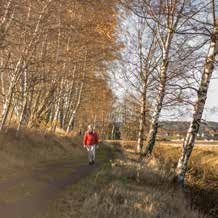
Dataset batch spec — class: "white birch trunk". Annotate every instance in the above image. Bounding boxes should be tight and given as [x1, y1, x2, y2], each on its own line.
[0, 0, 14, 27]
[0, 83, 13, 130]
[143, 55, 168, 155]
[0, 0, 14, 46]
[111, 124, 115, 139]
[176, 33, 216, 186]
[137, 29, 147, 153]
[0, 55, 5, 100]
[66, 71, 85, 133]
[28, 91, 41, 127]
[51, 96, 61, 133]
[16, 69, 28, 134]
[141, 1, 184, 156]
[63, 81, 75, 127]
[93, 114, 97, 129]
[137, 82, 147, 153]
[0, 1, 52, 130]
[66, 51, 87, 134]
[51, 79, 63, 132]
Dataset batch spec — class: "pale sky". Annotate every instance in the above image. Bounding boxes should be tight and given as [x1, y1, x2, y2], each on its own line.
[115, 3, 218, 122]
[204, 69, 218, 121]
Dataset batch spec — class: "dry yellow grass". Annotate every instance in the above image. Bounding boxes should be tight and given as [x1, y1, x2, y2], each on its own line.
[106, 140, 218, 217]
[154, 141, 218, 183]
[0, 127, 84, 180]
[107, 140, 218, 184]
[41, 143, 209, 218]
[1, 131, 216, 217]
[153, 142, 218, 217]
[80, 156, 204, 218]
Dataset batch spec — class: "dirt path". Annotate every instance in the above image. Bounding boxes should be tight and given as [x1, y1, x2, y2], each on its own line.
[0, 154, 107, 218]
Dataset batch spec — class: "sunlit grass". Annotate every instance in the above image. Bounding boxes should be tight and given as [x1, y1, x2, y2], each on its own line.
[40, 143, 204, 218]
[0, 128, 85, 180]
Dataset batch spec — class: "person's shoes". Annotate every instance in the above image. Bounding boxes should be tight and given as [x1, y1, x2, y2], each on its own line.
[92, 160, 95, 165]
[89, 161, 92, 165]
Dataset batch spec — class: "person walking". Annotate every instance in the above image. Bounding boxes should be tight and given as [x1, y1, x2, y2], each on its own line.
[83, 125, 99, 165]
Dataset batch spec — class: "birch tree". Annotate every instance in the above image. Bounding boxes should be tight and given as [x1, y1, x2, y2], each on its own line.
[121, 0, 193, 154]
[0, 0, 120, 136]
[0, 0, 14, 48]
[66, 67, 86, 133]
[137, 27, 159, 154]
[0, 0, 52, 130]
[176, 3, 217, 185]
[141, 0, 186, 155]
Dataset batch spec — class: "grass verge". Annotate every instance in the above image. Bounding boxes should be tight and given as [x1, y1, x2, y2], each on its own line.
[153, 142, 218, 217]
[40, 143, 206, 218]
[0, 128, 84, 180]
[107, 140, 218, 217]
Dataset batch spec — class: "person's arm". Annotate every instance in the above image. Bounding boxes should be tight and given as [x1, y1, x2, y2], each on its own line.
[83, 134, 87, 147]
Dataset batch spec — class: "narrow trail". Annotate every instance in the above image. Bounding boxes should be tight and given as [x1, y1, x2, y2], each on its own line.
[0, 150, 109, 218]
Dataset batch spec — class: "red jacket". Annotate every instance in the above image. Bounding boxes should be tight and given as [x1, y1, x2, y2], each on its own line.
[83, 131, 99, 146]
